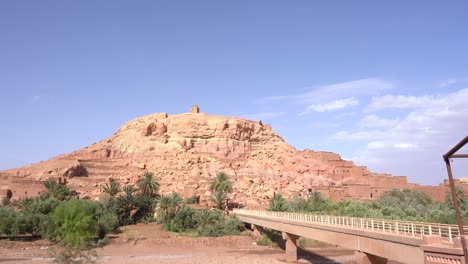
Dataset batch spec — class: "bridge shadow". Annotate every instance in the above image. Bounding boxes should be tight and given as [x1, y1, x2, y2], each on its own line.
[256, 229, 354, 263]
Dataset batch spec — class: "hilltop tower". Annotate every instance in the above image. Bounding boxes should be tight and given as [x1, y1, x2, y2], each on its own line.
[190, 105, 200, 113]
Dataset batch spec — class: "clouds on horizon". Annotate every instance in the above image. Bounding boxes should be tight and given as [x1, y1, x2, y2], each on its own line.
[257, 78, 393, 115]
[256, 78, 468, 184]
[341, 88, 468, 182]
[438, 77, 468, 88]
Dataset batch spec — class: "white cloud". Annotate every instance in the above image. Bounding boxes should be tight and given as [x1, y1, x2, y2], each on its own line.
[335, 130, 384, 141]
[341, 88, 468, 184]
[297, 78, 393, 103]
[438, 77, 468, 88]
[367, 94, 435, 110]
[300, 97, 359, 114]
[360, 115, 398, 128]
[439, 79, 457, 88]
[368, 141, 385, 150]
[393, 143, 417, 150]
[256, 78, 393, 114]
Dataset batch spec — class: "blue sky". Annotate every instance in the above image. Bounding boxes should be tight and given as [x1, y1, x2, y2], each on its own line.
[1, 1, 467, 185]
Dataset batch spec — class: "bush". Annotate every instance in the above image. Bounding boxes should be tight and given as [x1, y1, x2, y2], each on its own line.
[223, 216, 243, 235]
[47, 199, 96, 247]
[194, 209, 223, 229]
[298, 237, 330, 248]
[0, 207, 18, 239]
[197, 223, 224, 237]
[165, 206, 197, 232]
[48, 244, 97, 264]
[97, 213, 119, 239]
[267, 193, 288, 212]
[256, 234, 273, 246]
[184, 195, 199, 204]
[194, 209, 224, 237]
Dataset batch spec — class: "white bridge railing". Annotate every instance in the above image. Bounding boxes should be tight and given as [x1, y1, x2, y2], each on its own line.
[233, 209, 467, 242]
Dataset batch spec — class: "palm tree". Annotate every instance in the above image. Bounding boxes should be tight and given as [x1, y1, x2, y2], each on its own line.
[103, 179, 121, 197]
[137, 171, 160, 198]
[446, 185, 466, 208]
[12, 197, 34, 211]
[155, 192, 184, 222]
[210, 191, 227, 210]
[267, 193, 288, 212]
[170, 192, 183, 213]
[155, 196, 172, 222]
[116, 185, 137, 224]
[209, 172, 233, 194]
[43, 179, 71, 200]
[119, 185, 136, 205]
[194, 209, 220, 229]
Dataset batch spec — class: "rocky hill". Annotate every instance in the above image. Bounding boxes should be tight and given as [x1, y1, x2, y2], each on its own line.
[0, 106, 446, 206]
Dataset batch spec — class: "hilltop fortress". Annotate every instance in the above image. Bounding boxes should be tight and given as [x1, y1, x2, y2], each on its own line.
[0, 106, 459, 206]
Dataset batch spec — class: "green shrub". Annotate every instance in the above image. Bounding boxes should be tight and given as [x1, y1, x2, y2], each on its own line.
[47, 199, 96, 247]
[165, 206, 197, 232]
[223, 216, 243, 235]
[184, 195, 199, 204]
[197, 223, 224, 237]
[256, 234, 273, 246]
[48, 244, 97, 264]
[267, 193, 288, 212]
[194, 209, 223, 229]
[97, 213, 119, 239]
[298, 237, 330, 248]
[0, 207, 18, 239]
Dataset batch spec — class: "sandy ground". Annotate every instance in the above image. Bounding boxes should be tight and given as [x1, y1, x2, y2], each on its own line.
[0, 223, 359, 264]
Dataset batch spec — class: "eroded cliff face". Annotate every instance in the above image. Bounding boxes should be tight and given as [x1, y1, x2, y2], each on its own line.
[1, 109, 430, 206]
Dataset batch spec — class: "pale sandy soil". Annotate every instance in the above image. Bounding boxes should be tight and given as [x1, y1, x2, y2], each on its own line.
[0, 223, 360, 264]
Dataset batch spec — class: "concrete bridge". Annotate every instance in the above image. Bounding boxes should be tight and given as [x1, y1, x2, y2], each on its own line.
[233, 209, 468, 264]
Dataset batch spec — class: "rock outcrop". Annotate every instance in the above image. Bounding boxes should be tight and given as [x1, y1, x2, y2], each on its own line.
[0, 107, 449, 205]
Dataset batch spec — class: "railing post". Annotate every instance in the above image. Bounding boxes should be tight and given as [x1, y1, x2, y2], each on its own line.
[412, 223, 414, 237]
[429, 225, 432, 235]
[449, 226, 452, 242]
[371, 220, 374, 231]
[352, 218, 354, 228]
[396, 222, 399, 235]
[383, 220, 385, 233]
[360, 219, 363, 229]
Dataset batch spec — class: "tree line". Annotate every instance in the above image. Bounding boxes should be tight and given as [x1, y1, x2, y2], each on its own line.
[267, 187, 468, 224]
[0, 171, 243, 262]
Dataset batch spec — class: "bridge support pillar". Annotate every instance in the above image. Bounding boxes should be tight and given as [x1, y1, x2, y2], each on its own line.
[355, 251, 387, 264]
[252, 224, 263, 239]
[282, 232, 299, 262]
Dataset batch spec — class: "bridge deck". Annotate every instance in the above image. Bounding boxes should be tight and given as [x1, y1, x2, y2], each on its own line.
[234, 209, 466, 264]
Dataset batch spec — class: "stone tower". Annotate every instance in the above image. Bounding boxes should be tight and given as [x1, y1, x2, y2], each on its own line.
[190, 105, 200, 113]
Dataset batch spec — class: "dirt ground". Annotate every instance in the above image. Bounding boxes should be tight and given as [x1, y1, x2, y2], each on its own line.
[0, 223, 359, 264]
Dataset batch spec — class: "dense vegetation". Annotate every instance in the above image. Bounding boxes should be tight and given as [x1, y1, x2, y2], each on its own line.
[0, 171, 243, 246]
[160, 172, 242, 237]
[268, 188, 468, 224]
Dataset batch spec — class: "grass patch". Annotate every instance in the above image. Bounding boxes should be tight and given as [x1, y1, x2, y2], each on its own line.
[256, 234, 273, 246]
[255, 229, 282, 247]
[298, 237, 331, 248]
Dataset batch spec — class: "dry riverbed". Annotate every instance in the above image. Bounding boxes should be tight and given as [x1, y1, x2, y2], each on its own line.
[0, 223, 359, 264]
